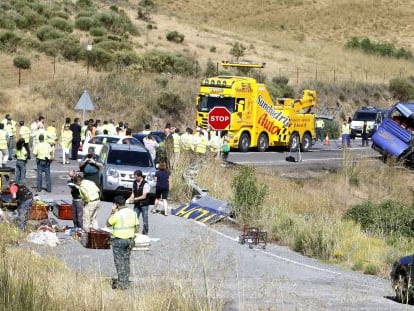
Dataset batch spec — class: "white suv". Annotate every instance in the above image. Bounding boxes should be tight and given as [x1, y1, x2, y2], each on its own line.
[350, 106, 387, 139]
[98, 143, 156, 201]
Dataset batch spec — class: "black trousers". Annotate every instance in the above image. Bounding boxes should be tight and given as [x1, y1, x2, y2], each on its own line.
[71, 140, 80, 160]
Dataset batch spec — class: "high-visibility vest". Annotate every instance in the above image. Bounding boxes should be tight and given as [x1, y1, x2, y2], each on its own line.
[19, 125, 30, 143]
[5, 121, 16, 137]
[0, 129, 7, 149]
[195, 135, 208, 154]
[34, 141, 52, 160]
[172, 133, 180, 153]
[209, 134, 221, 154]
[80, 179, 100, 203]
[341, 124, 350, 135]
[316, 119, 325, 128]
[15, 148, 28, 161]
[81, 125, 87, 141]
[61, 130, 73, 148]
[110, 208, 138, 239]
[46, 126, 57, 145]
[180, 133, 193, 151]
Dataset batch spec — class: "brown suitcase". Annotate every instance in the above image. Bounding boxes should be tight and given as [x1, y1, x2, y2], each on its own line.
[28, 203, 49, 220]
[53, 200, 73, 220]
[81, 229, 111, 249]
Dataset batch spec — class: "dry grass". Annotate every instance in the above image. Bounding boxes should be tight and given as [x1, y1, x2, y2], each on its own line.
[192, 153, 414, 276]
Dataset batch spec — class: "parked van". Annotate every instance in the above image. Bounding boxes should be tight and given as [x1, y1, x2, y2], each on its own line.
[350, 106, 387, 139]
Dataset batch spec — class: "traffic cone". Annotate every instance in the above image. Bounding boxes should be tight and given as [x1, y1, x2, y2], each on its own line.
[323, 133, 330, 145]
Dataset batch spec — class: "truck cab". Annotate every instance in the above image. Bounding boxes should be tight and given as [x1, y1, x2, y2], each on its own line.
[371, 102, 414, 165]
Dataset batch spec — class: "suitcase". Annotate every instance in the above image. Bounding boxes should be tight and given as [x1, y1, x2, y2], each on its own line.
[28, 203, 49, 220]
[53, 200, 73, 220]
[81, 229, 111, 249]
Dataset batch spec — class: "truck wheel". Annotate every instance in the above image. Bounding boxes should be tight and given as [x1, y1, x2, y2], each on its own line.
[288, 133, 299, 151]
[301, 133, 312, 152]
[394, 271, 409, 303]
[257, 133, 269, 152]
[100, 182, 109, 202]
[239, 133, 250, 152]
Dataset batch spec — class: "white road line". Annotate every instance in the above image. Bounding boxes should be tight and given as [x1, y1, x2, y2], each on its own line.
[195, 221, 341, 275]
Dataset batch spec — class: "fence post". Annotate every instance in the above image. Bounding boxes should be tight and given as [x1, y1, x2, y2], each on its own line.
[315, 68, 318, 81]
[333, 69, 336, 83]
[296, 67, 299, 85]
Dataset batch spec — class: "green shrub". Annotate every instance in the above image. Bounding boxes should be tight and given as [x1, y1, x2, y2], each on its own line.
[95, 10, 139, 36]
[76, 0, 94, 9]
[364, 263, 379, 275]
[36, 25, 63, 41]
[22, 37, 41, 50]
[156, 91, 186, 118]
[345, 36, 413, 60]
[210, 46, 216, 53]
[205, 59, 216, 77]
[114, 50, 141, 67]
[0, 31, 21, 52]
[166, 31, 184, 43]
[88, 47, 114, 71]
[345, 200, 414, 238]
[49, 17, 73, 33]
[89, 26, 106, 36]
[60, 37, 82, 61]
[230, 42, 246, 61]
[21, 8, 46, 29]
[231, 166, 268, 224]
[389, 77, 414, 101]
[75, 16, 96, 31]
[95, 39, 131, 52]
[293, 226, 337, 260]
[267, 76, 295, 98]
[0, 13, 16, 29]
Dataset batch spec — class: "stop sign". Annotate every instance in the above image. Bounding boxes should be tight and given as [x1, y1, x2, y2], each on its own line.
[208, 106, 231, 130]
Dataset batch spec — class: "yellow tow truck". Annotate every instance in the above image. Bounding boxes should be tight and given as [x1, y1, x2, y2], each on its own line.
[195, 61, 317, 152]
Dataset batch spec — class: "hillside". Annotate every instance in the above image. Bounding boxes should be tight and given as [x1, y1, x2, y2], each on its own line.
[1, 0, 414, 128]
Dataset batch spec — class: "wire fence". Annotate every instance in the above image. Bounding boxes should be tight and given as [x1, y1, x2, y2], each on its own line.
[0, 57, 411, 89]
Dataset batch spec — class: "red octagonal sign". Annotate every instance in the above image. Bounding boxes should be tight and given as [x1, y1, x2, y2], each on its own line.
[208, 106, 231, 130]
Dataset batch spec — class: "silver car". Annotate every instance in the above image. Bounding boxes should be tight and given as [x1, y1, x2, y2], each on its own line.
[98, 143, 156, 201]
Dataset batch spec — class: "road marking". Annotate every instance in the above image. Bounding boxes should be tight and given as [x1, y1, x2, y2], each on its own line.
[195, 222, 341, 275]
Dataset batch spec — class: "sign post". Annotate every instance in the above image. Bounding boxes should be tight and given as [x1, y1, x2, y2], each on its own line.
[208, 107, 231, 160]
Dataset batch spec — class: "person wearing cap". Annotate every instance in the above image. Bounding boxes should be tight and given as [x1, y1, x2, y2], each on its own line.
[18, 120, 31, 159]
[33, 134, 53, 193]
[107, 195, 139, 290]
[74, 175, 100, 231]
[127, 170, 151, 235]
[79, 146, 103, 186]
[61, 124, 73, 164]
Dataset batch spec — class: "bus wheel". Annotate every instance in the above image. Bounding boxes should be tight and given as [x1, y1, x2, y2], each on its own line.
[239, 133, 250, 152]
[257, 133, 269, 152]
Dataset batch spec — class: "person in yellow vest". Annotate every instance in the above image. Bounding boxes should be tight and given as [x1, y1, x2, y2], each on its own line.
[30, 117, 38, 150]
[61, 117, 71, 139]
[180, 127, 194, 152]
[35, 116, 46, 149]
[0, 123, 9, 168]
[195, 130, 208, 156]
[60, 124, 73, 164]
[3, 114, 16, 161]
[341, 119, 351, 148]
[315, 118, 325, 143]
[74, 174, 100, 232]
[80, 120, 88, 144]
[209, 130, 222, 158]
[33, 134, 53, 193]
[15, 138, 29, 184]
[170, 128, 181, 168]
[18, 120, 31, 159]
[107, 195, 139, 290]
[46, 122, 58, 160]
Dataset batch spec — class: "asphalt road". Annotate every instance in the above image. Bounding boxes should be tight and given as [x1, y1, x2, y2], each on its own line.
[6, 145, 412, 310]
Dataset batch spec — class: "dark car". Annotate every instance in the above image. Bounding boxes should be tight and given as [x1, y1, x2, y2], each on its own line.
[390, 254, 414, 303]
[132, 131, 165, 144]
